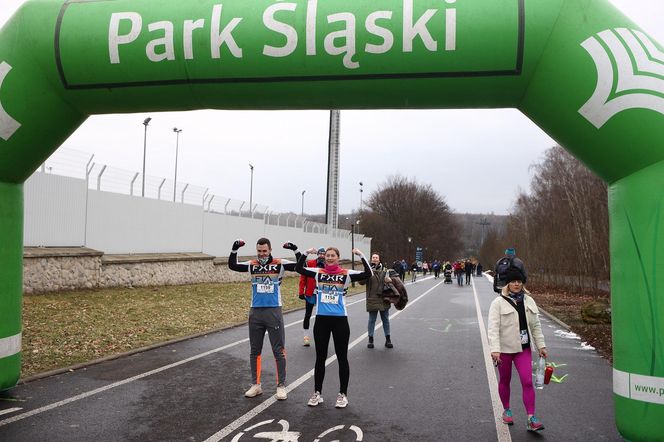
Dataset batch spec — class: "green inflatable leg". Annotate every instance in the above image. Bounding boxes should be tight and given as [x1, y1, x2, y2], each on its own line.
[0, 182, 22, 391]
[610, 161, 664, 440]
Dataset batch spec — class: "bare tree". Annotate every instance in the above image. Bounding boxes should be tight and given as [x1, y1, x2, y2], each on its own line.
[483, 146, 609, 290]
[359, 175, 462, 263]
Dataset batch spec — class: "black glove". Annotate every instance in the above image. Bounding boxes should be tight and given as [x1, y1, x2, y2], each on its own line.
[231, 239, 245, 251]
[298, 294, 305, 300]
[282, 242, 298, 251]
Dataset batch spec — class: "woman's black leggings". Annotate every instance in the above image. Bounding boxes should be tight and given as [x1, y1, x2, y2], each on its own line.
[303, 301, 315, 330]
[313, 315, 350, 394]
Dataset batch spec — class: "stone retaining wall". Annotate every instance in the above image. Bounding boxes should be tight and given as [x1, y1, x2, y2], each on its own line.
[24, 248, 103, 294]
[23, 248, 253, 294]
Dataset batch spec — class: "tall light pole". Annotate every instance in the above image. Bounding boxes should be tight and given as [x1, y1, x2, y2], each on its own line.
[172, 128, 182, 202]
[301, 190, 306, 216]
[141, 117, 151, 197]
[359, 181, 363, 211]
[248, 163, 254, 217]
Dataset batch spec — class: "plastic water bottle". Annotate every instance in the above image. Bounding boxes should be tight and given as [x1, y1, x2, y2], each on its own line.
[535, 356, 546, 389]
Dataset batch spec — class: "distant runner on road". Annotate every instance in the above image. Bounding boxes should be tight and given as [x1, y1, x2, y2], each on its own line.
[229, 238, 301, 401]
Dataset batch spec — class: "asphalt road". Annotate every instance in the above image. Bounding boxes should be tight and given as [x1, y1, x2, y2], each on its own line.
[0, 275, 623, 441]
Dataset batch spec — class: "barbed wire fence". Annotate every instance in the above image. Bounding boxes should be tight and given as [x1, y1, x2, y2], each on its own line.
[37, 147, 342, 235]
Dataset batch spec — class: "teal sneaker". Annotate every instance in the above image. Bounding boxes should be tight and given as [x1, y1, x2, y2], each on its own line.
[502, 409, 514, 425]
[526, 415, 544, 432]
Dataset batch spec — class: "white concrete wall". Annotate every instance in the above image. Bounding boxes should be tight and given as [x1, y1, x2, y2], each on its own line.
[86, 190, 203, 254]
[24, 173, 87, 247]
[24, 172, 371, 256]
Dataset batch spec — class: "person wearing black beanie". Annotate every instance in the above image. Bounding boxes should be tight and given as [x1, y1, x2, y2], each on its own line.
[487, 266, 547, 432]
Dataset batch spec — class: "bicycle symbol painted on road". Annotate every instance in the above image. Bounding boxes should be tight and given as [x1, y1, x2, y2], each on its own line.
[230, 419, 363, 441]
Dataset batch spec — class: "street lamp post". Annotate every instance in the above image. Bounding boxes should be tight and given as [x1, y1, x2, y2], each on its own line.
[172, 128, 182, 202]
[301, 190, 306, 216]
[141, 117, 151, 197]
[359, 181, 363, 211]
[248, 163, 254, 217]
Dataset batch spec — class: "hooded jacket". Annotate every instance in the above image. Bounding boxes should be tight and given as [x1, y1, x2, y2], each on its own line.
[487, 286, 546, 354]
[359, 264, 392, 312]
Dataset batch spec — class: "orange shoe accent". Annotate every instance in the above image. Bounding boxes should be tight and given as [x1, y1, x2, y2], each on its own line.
[256, 354, 262, 385]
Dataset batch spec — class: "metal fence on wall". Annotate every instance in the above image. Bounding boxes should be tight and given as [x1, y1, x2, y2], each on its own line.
[26, 148, 369, 254]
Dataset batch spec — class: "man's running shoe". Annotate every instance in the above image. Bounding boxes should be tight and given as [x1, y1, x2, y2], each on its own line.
[307, 391, 323, 407]
[244, 384, 262, 398]
[335, 393, 348, 408]
[276, 384, 287, 400]
[303, 336, 311, 347]
[502, 409, 513, 425]
[526, 416, 544, 432]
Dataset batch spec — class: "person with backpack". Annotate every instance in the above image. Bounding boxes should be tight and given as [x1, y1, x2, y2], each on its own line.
[487, 267, 547, 432]
[493, 248, 527, 294]
[359, 253, 396, 349]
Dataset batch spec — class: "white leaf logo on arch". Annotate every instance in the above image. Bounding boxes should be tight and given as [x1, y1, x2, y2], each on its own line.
[579, 28, 664, 129]
[0, 61, 21, 141]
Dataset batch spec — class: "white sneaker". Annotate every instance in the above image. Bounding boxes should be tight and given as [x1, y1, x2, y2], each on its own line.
[335, 393, 348, 408]
[244, 384, 262, 398]
[307, 391, 323, 407]
[276, 384, 287, 400]
[303, 336, 311, 347]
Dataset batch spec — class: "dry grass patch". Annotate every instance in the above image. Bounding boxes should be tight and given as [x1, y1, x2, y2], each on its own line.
[22, 278, 306, 377]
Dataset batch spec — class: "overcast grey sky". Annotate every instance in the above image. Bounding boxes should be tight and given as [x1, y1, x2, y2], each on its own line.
[1, 1, 662, 216]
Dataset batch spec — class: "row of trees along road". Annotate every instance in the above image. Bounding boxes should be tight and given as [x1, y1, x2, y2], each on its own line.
[478, 145, 610, 291]
[357, 175, 462, 263]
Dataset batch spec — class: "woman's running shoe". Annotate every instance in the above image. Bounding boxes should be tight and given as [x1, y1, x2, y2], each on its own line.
[502, 409, 513, 425]
[526, 416, 544, 432]
[307, 391, 323, 406]
[335, 393, 348, 408]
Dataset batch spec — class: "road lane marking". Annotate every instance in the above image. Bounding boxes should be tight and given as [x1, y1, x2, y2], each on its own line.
[0, 277, 433, 428]
[0, 408, 22, 416]
[0, 313, 312, 428]
[204, 280, 444, 442]
[471, 278, 512, 442]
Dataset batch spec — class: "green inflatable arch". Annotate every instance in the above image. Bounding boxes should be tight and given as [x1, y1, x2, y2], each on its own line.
[1, 0, 663, 438]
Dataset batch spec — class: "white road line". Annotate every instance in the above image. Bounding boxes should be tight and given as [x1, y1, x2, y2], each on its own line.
[471, 278, 512, 442]
[0, 407, 22, 416]
[204, 280, 444, 442]
[0, 314, 306, 428]
[0, 277, 432, 429]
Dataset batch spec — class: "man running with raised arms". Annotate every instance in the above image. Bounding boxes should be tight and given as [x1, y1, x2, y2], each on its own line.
[229, 238, 301, 400]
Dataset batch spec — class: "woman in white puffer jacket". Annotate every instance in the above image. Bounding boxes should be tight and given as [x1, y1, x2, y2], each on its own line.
[487, 268, 547, 433]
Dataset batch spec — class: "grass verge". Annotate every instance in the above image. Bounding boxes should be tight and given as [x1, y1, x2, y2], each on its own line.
[528, 283, 612, 363]
[21, 278, 311, 378]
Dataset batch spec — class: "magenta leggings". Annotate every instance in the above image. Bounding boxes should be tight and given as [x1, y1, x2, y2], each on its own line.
[497, 348, 535, 414]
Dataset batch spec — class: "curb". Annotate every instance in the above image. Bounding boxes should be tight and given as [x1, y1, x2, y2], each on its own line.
[538, 306, 572, 331]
